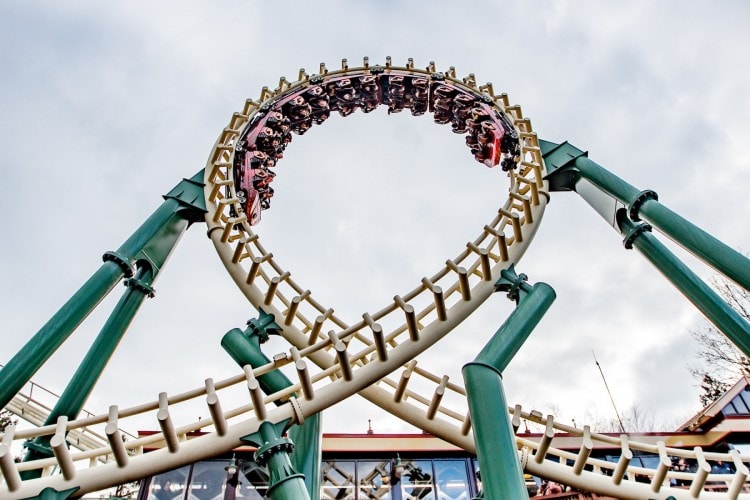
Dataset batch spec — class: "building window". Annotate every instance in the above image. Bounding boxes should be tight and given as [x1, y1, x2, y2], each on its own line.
[145, 465, 191, 500]
[322, 460, 356, 499]
[188, 461, 229, 499]
[235, 460, 269, 499]
[357, 460, 392, 498]
[398, 459, 434, 499]
[141, 460, 269, 500]
[433, 460, 471, 499]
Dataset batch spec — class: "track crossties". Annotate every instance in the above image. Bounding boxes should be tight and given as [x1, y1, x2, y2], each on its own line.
[231, 62, 521, 225]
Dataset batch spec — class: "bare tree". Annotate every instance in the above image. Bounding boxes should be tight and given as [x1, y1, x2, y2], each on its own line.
[689, 276, 750, 406]
[541, 403, 675, 434]
[590, 404, 660, 433]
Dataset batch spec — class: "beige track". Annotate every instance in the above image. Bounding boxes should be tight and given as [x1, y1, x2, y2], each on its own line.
[1, 58, 747, 499]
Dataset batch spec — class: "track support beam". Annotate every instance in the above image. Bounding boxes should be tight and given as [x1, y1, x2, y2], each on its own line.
[243, 421, 311, 500]
[0, 171, 206, 411]
[21, 486, 80, 500]
[222, 312, 322, 499]
[221, 311, 294, 404]
[618, 215, 750, 356]
[540, 139, 750, 292]
[22, 266, 158, 473]
[542, 140, 750, 358]
[463, 268, 556, 499]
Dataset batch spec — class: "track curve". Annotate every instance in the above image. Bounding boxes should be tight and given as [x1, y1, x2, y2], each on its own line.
[204, 57, 547, 451]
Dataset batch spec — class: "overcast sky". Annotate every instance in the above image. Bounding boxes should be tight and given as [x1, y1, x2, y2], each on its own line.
[1, 1, 749, 437]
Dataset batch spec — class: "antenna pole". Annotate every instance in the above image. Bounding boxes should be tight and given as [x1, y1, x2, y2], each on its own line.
[593, 350, 627, 433]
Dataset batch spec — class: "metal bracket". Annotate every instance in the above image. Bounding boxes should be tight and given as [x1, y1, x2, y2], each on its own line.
[124, 276, 156, 298]
[288, 396, 304, 426]
[22, 439, 52, 457]
[245, 308, 282, 343]
[494, 265, 532, 303]
[539, 139, 588, 192]
[254, 435, 295, 467]
[628, 189, 658, 221]
[102, 251, 134, 278]
[162, 170, 207, 223]
[622, 221, 652, 249]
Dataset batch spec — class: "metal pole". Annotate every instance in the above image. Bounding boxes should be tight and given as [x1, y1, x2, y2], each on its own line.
[540, 140, 750, 292]
[55, 265, 155, 419]
[21, 266, 156, 472]
[222, 313, 322, 499]
[289, 412, 322, 500]
[0, 262, 123, 411]
[619, 215, 750, 357]
[221, 328, 295, 404]
[559, 152, 750, 368]
[244, 421, 311, 500]
[0, 173, 205, 410]
[480, 270, 557, 373]
[574, 155, 750, 291]
[463, 278, 556, 499]
[463, 368, 526, 499]
[0, 199, 174, 411]
[21, 193, 192, 472]
[46, 204, 188, 424]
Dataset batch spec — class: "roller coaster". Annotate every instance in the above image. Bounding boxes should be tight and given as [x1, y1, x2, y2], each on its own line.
[1, 58, 750, 499]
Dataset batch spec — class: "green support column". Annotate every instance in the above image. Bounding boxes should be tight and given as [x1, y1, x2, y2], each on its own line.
[289, 412, 322, 500]
[23, 267, 155, 469]
[0, 172, 206, 411]
[542, 140, 750, 363]
[483, 267, 557, 371]
[463, 368, 524, 500]
[540, 140, 750, 291]
[463, 268, 556, 500]
[619, 215, 750, 357]
[222, 310, 322, 499]
[46, 194, 189, 421]
[22, 191, 191, 470]
[221, 310, 296, 403]
[243, 421, 310, 500]
[0, 261, 124, 411]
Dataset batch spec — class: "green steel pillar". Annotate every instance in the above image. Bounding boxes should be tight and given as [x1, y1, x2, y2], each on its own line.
[463, 268, 556, 500]
[222, 310, 322, 499]
[478, 268, 557, 372]
[576, 155, 750, 291]
[0, 261, 123, 411]
[463, 369, 524, 500]
[619, 215, 750, 357]
[540, 139, 750, 291]
[221, 310, 296, 403]
[243, 421, 310, 500]
[22, 188, 191, 470]
[289, 412, 322, 500]
[0, 172, 206, 411]
[542, 139, 750, 358]
[23, 267, 156, 469]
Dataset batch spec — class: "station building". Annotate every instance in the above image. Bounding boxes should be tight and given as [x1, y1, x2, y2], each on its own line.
[135, 377, 750, 499]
